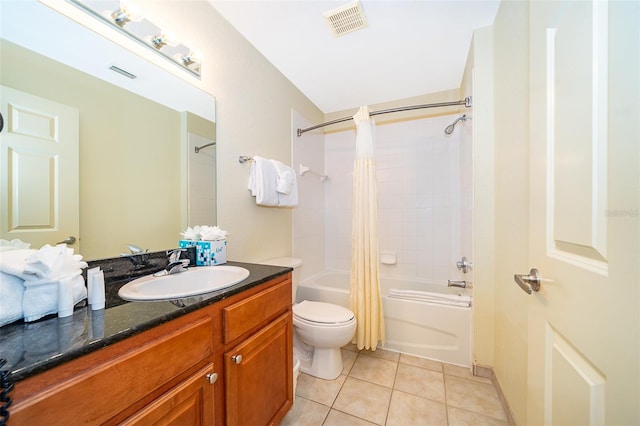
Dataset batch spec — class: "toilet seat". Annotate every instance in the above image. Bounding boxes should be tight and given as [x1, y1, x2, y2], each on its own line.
[293, 301, 354, 325]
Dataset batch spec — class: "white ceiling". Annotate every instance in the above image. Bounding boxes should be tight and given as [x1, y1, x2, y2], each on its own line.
[208, 0, 500, 113]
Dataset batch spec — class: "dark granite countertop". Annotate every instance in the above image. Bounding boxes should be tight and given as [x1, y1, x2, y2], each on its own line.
[0, 260, 291, 382]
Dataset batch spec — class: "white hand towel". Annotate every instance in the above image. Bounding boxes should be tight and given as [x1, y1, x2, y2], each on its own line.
[0, 272, 25, 326]
[253, 156, 279, 206]
[271, 161, 298, 207]
[248, 161, 257, 196]
[271, 160, 295, 194]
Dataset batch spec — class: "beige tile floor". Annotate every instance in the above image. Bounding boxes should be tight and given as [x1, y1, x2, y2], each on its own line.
[281, 345, 509, 426]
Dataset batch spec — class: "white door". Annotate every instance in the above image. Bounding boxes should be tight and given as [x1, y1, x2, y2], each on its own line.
[0, 85, 79, 250]
[526, 1, 639, 425]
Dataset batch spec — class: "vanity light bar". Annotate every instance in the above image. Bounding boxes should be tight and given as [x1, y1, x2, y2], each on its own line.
[68, 0, 202, 78]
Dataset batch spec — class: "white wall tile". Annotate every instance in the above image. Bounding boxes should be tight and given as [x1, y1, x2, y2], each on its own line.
[294, 113, 472, 284]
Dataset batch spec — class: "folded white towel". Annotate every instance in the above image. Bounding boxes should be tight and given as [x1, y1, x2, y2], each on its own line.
[388, 289, 471, 307]
[23, 272, 87, 322]
[0, 248, 37, 280]
[23, 245, 87, 282]
[250, 156, 279, 206]
[0, 272, 25, 326]
[23, 244, 64, 277]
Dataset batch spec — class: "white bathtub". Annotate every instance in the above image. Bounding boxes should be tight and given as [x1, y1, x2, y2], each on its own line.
[295, 271, 472, 367]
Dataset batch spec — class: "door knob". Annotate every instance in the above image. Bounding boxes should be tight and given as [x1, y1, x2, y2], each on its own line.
[232, 354, 243, 364]
[206, 372, 218, 384]
[514, 268, 541, 294]
[57, 236, 77, 245]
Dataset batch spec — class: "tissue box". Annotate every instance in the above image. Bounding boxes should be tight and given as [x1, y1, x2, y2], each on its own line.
[179, 239, 227, 266]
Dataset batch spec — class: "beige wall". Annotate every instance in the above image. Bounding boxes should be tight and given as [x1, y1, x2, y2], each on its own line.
[491, 1, 530, 424]
[11, 1, 324, 262]
[464, 3, 531, 424]
[149, 1, 324, 263]
[467, 25, 496, 371]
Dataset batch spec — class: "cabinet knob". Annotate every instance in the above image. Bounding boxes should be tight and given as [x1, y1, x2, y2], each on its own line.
[206, 372, 218, 384]
[232, 354, 243, 364]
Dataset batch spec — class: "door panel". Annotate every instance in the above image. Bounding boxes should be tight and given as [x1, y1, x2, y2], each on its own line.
[527, 1, 639, 425]
[0, 85, 79, 249]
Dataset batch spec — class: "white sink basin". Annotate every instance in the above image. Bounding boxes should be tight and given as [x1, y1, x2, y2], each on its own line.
[118, 265, 250, 301]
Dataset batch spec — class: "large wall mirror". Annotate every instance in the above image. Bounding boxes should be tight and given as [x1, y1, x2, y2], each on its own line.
[0, 1, 216, 260]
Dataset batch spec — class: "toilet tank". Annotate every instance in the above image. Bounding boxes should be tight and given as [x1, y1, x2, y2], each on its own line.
[261, 257, 302, 302]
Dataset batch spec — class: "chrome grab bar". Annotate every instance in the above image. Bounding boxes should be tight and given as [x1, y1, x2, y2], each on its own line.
[514, 268, 541, 294]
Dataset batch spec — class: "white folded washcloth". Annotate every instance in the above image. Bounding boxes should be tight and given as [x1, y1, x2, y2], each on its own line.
[23, 244, 66, 278]
[23, 245, 87, 282]
[23, 271, 87, 322]
[0, 248, 37, 280]
[271, 160, 298, 207]
[0, 272, 25, 326]
[251, 156, 279, 206]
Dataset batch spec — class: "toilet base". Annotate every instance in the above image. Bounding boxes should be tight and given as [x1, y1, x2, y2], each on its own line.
[296, 346, 343, 380]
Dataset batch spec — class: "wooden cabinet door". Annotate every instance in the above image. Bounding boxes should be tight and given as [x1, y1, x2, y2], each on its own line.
[121, 364, 215, 426]
[225, 313, 293, 426]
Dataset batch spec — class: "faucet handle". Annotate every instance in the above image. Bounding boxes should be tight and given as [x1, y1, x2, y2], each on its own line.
[167, 248, 185, 263]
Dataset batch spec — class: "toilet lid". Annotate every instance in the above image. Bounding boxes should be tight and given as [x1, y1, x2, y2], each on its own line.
[293, 300, 354, 324]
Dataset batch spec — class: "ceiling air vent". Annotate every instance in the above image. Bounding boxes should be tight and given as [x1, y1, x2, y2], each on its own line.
[323, 0, 367, 37]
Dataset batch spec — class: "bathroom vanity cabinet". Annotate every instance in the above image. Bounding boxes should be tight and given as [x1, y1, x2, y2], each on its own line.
[7, 273, 293, 425]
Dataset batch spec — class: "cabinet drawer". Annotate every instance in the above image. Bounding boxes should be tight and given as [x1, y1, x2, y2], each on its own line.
[12, 317, 213, 425]
[223, 278, 291, 344]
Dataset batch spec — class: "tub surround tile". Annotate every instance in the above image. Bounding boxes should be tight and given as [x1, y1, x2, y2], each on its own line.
[333, 377, 392, 425]
[349, 353, 398, 388]
[394, 363, 446, 403]
[386, 390, 448, 426]
[296, 373, 347, 407]
[445, 376, 508, 422]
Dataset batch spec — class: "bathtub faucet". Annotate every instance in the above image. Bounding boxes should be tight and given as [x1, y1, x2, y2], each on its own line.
[447, 280, 467, 288]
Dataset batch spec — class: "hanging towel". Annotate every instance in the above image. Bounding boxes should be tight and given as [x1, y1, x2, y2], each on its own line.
[0, 272, 25, 326]
[271, 160, 298, 207]
[248, 156, 279, 206]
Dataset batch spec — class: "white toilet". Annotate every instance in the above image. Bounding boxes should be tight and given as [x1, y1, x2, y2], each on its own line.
[263, 258, 356, 380]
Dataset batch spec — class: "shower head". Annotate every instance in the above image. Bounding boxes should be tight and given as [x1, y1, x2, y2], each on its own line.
[444, 114, 467, 135]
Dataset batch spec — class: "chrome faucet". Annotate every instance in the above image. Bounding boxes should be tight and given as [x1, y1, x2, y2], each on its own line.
[120, 244, 150, 269]
[164, 249, 189, 275]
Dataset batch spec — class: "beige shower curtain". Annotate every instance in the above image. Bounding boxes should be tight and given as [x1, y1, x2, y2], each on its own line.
[350, 106, 385, 351]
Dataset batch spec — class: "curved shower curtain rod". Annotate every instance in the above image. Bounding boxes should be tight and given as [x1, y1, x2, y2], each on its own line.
[297, 96, 472, 137]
